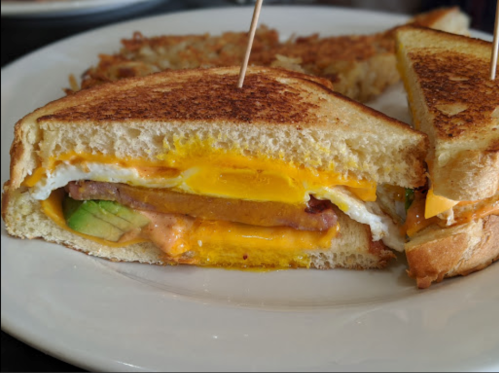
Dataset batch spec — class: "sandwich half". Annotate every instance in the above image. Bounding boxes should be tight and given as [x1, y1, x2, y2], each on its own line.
[2, 66, 428, 270]
[395, 26, 499, 288]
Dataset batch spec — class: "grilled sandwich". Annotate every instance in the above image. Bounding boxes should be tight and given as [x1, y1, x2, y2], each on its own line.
[2, 67, 428, 270]
[395, 26, 499, 288]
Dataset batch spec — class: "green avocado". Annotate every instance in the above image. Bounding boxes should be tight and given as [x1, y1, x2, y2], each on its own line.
[405, 188, 415, 211]
[80, 200, 136, 231]
[63, 196, 150, 242]
[98, 200, 150, 228]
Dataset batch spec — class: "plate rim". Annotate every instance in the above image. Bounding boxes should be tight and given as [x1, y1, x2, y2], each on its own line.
[1, 0, 158, 17]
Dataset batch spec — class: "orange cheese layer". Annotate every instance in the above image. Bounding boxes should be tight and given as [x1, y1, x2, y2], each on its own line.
[41, 190, 339, 269]
[404, 192, 499, 238]
[165, 220, 339, 268]
[24, 145, 377, 204]
[424, 188, 459, 219]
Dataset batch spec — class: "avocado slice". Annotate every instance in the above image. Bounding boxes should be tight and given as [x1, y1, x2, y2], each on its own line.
[98, 200, 150, 228]
[62, 196, 150, 242]
[79, 200, 134, 231]
[63, 198, 124, 241]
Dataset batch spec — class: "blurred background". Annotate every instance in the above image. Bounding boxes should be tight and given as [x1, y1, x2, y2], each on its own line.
[1, 0, 497, 67]
[1, 0, 497, 371]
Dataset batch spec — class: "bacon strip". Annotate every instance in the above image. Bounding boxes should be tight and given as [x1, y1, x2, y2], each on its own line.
[66, 181, 337, 232]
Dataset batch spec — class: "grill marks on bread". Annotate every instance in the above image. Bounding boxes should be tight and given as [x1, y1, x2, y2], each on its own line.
[40, 73, 320, 124]
[410, 50, 499, 139]
[396, 26, 499, 200]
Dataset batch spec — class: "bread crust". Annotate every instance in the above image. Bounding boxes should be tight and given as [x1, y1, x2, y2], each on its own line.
[40, 67, 331, 125]
[406, 214, 499, 289]
[432, 147, 499, 201]
[1, 183, 12, 224]
[410, 6, 466, 30]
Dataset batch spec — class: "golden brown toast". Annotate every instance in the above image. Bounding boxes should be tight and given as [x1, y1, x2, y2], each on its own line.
[43, 69, 333, 125]
[396, 26, 499, 202]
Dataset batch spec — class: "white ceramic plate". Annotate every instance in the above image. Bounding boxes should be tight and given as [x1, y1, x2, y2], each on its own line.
[1, 0, 160, 17]
[1, 6, 498, 372]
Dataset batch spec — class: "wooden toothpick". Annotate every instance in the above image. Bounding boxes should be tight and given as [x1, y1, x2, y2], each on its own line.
[237, 0, 264, 88]
[491, 0, 499, 80]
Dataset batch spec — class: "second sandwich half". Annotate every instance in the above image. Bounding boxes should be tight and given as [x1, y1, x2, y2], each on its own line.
[2, 67, 428, 270]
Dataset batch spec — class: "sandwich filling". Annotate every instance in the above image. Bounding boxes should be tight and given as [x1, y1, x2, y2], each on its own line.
[23, 144, 405, 265]
[403, 187, 499, 237]
[24, 147, 377, 203]
[42, 189, 341, 268]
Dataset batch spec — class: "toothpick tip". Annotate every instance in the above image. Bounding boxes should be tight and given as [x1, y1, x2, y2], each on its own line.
[236, 0, 264, 88]
[490, 0, 499, 80]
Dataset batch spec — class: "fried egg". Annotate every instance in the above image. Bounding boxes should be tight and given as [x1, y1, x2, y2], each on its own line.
[30, 162, 404, 251]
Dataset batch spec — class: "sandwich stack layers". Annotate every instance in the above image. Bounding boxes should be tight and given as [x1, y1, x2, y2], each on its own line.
[395, 26, 499, 288]
[2, 66, 428, 270]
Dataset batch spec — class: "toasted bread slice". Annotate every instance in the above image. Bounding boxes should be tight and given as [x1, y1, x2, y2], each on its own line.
[406, 214, 499, 289]
[9, 66, 428, 192]
[75, 7, 469, 102]
[409, 6, 469, 35]
[404, 190, 499, 288]
[396, 26, 499, 202]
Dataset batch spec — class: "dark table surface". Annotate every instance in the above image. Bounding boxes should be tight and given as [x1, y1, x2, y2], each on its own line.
[1, 0, 495, 371]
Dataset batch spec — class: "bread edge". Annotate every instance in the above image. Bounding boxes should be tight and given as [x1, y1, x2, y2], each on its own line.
[405, 214, 499, 289]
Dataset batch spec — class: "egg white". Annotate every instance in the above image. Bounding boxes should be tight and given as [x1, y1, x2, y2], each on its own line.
[315, 186, 405, 251]
[30, 162, 181, 200]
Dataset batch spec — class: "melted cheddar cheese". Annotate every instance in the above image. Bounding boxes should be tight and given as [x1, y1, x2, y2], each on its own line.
[24, 141, 377, 204]
[403, 191, 436, 237]
[180, 220, 339, 268]
[425, 187, 459, 219]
